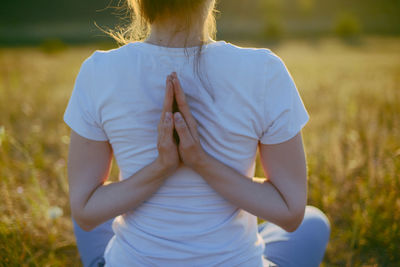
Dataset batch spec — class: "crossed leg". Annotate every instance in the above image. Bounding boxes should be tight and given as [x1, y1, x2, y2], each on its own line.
[72, 218, 114, 267]
[72, 205, 330, 267]
[259, 205, 331, 267]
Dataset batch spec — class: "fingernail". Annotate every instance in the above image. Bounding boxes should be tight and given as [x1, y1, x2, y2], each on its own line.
[165, 112, 171, 122]
[174, 112, 182, 122]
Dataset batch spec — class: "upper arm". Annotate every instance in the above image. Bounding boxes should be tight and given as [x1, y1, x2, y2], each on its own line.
[63, 53, 112, 219]
[259, 52, 309, 145]
[67, 129, 113, 220]
[258, 132, 307, 216]
[257, 52, 309, 217]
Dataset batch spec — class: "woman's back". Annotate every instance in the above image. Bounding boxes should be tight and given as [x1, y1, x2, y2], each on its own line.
[64, 40, 309, 266]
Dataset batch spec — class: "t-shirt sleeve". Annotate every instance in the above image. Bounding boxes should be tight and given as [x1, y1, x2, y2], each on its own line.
[63, 53, 108, 141]
[259, 53, 309, 145]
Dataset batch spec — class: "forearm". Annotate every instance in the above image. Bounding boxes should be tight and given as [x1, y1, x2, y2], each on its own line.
[76, 159, 172, 231]
[192, 154, 304, 232]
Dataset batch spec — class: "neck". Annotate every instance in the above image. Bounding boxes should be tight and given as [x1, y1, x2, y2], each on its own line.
[144, 18, 211, 48]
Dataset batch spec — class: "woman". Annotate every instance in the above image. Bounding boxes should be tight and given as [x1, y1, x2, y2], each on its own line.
[64, 0, 331, 266]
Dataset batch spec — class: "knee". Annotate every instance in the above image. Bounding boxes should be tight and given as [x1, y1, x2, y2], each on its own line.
[300, 205, 331, 244]
[71, 216, 114, 267]
[262, 206, 331, 267]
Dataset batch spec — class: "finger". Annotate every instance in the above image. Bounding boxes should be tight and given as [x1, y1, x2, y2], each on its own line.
[161, 75, 174, 122]
[157, 119, 165, 146]
[163, 111, 174, 141]
[173, 112, 194, 147]
[171, 72, 199, 139]
[171, 72, 190, 116]
[159, 111, 174, 148]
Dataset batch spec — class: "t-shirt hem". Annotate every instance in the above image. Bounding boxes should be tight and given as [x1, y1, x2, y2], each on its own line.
[259, 114, 309, 145]
[63, 114, 109, 141]
[262, 256, 278, 267]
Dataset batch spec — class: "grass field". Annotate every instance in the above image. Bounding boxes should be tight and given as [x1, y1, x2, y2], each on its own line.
[0, 36, 399, 266]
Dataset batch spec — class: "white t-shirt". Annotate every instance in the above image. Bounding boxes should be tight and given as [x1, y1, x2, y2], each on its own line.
[64, 40, 309, 267]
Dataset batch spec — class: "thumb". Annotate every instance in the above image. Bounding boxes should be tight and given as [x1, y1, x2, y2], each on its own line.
[163, 112, 174, 140]
[174, 112, 193, 146]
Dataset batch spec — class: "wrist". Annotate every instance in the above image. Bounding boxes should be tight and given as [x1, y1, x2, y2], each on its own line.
[153, 157, 177, 177]
[191, 150, 211, 173]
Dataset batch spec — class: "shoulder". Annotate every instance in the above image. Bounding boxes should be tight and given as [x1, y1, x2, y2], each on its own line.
[80, 43, 136, 85]
[220, 41, 281, 61]
[88, 43, 134, 67]
[215, 41, 287, 72]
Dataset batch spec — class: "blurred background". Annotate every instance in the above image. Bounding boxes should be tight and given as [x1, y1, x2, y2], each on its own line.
[1, 0, 400, 45]
[1, 0, 399, 266]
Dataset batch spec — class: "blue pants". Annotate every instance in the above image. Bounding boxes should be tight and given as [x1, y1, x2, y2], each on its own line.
[72, 205, 330, 267]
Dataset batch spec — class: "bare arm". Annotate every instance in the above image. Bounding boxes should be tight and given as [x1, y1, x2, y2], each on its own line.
[192, 133, 308, 232]
[67, 74, 180, 231]
[169, 72, 307, 232]
[67, 130, 174, 231]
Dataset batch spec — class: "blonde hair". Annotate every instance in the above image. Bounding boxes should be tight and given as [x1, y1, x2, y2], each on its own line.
[104, 0, 217, 45]
[98, 0, 219, 100]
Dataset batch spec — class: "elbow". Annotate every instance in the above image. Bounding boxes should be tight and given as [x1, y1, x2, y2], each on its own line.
[282, 218, 302, 233]
[72, 212, 94, 231]
[71, 207, 97, 232]
[80, 221, 96, 232]
[281, 206, 306, 232]
[70, 196, 101, 231]
[73, 214, 97, 232]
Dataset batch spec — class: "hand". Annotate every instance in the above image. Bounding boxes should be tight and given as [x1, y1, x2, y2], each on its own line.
[170, 72, 208, 169]
[155, 74, 180, 174]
